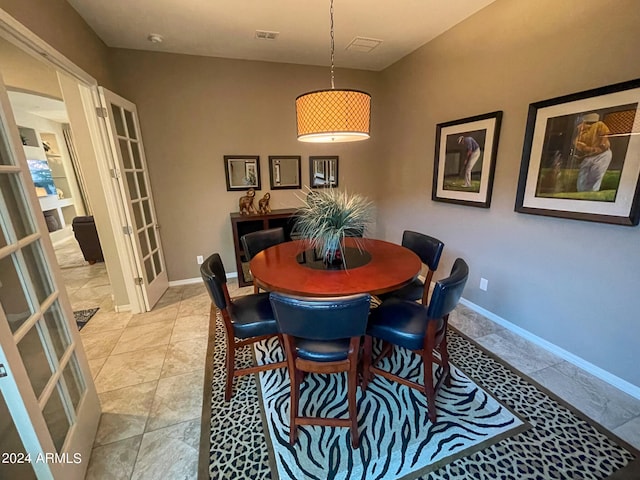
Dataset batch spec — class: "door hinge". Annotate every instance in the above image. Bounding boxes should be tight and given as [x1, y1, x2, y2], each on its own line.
[134, 277, 144, 286]
[96, 107, 108, 118]
[0, 364, 7, 378]
[123, 225, 133, 235]
[110, 168, 120, 179]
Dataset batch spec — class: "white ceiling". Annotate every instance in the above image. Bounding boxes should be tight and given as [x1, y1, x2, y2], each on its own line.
[8, 90, 69, 123]
[66, 0, 496, 71]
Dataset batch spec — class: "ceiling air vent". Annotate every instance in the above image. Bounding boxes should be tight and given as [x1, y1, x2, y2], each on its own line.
[346, 37, 383, 53]
[255, 30, 279, 40]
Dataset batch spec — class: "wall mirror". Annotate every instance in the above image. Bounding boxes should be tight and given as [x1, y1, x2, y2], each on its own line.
[310, 156, 339, 188]
[269, 155, 301, 189]
[224, 155, 261, 191]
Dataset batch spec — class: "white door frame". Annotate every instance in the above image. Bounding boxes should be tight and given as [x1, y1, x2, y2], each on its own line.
[0, 8, 146, 313]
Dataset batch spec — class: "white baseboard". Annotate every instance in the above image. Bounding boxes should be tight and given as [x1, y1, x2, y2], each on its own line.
[169, 277, 201, 287]
[459, 297, 640, 400]
[169, 271, 238, 287]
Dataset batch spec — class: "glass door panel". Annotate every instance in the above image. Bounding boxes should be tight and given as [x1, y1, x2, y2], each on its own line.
[0, 391, 37, 480]
[111, 103, 125, 135]
[137, 173, 147, 197]
[124, 110, 137, 139]
[131, 141, 142, 168]
[42, 383, 71, 453]
[119, 138, 132, 168]
[138, 230, 149, 257]
[22, 241, 55, 304]
[126, 172, 138, 199]
[42, 302, 71, 361]
[62, 354, 85, 411]
[16, 323, 53, 400]
[0, 172, 35, 240]
[0, 254, 33, 334]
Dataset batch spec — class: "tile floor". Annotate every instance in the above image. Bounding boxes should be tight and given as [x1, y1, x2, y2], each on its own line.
[55, 239, 640, 479]
[448, 305, 640, 448]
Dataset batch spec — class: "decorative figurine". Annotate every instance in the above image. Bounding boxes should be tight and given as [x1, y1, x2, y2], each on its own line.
[239, 188, 257, 215]
[258, 192, 271, 214]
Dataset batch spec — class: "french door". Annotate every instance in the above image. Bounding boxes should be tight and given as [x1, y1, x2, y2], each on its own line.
[0, 74, 100, 479]
[98, 87, 168, 310]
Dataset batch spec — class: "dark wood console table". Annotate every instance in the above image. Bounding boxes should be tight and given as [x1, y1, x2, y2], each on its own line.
[230, 208, 299, 287]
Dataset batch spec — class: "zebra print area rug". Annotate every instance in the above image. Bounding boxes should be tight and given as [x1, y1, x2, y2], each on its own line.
[204, 311, 638, 479]
[255, 338, 523, 480]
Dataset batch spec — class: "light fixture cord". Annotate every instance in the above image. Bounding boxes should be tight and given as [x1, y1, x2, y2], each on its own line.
[330, 0, 335, 89]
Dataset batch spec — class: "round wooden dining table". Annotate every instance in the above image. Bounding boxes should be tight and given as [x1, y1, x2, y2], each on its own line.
[249, 237, 422, 297]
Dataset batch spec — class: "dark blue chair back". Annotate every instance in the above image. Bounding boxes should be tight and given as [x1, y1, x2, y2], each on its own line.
[269, 293, 371, 341]
[426, 258, 469, 319]
[402, 230, 444, 271]
[200, 253, 228, 310]
[241, 227, 286, 260]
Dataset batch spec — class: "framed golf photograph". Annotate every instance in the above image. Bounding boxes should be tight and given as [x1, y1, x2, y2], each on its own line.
[432, 111, 502, 208]
[515, 78, 640, 225]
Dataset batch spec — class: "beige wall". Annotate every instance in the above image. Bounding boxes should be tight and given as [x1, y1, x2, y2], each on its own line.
[377, 0, 640, 387]
[0, 0, 114, 88]
[0, 36, 61, 98]
[109, 49, 383, 281]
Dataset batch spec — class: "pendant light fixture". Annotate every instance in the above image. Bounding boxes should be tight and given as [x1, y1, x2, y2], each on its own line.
[296, 0, 371, 143]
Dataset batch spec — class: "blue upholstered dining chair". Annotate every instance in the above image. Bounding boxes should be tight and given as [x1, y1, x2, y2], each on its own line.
[200, 253, 285, 401]
[362, 258, 469, 423]
[241, 227, 286, 293]
[378, 230, 444, 305]
[269, 292, 371, 448]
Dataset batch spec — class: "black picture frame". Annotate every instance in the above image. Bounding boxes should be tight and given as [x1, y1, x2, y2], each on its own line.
[432, 111, 502, 208]
[309, 156, 339, 188]
[515, 78, 640, 226]
[223, 155, 261, 191]
[268, 155, 301, 190]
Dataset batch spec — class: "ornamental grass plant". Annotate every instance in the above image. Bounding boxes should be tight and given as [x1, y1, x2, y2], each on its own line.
[294, 188, 375, 264]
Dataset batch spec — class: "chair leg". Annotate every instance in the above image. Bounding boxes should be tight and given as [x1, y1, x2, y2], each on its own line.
[225, 339, 235, 402]
[289, 367, 300, 446]
[424, 322, 438, 422]
[423, 348, 437, 423]
[348, 359, 360, 448]
[440, 334, 452, 388]
[277, 334, 286, 360]
[379, 341, 393, 359]
[361, 336, 372, 391]
[216, 305, 236, 402]
[280, 334, 300, 446]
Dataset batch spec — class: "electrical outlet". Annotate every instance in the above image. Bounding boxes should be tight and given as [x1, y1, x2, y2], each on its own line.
[479, 277, 488, 291]
[196, 255, 204, 265]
